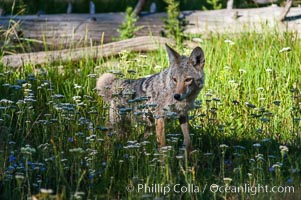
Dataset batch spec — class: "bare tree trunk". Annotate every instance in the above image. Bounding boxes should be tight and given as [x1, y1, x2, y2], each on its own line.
[227, 0, 234, 10]
[278, 0, 293, 21]
[0, 7, 4, 16]
[133, 0, 147, 15]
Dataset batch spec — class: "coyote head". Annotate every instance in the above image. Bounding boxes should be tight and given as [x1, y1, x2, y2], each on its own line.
[166, 44, 205, 101]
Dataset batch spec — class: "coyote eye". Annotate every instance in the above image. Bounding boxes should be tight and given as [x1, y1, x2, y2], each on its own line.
[172, 77, 177, 83]
[185, 78, 193, 83]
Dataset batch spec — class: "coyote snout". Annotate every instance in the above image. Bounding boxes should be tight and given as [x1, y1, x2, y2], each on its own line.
[173, 76, 195, 101]
[96, 44, 205, 153]
[174, 93, 182, 101]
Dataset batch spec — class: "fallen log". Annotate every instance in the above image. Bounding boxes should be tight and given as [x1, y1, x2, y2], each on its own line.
[0, 12, 166, 48]
[184, 6, 301, 36]
[1, 6, 301, 50]
[1, 36, 173, 68]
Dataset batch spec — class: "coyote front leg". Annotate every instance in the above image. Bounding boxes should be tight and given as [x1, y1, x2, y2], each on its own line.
[156, 118, 166, 148]
[179, 115, 191, 152]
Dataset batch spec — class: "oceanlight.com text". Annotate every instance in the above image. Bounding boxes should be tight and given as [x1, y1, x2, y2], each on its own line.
[209, 183, 295, 195]
[126, 183, 295, 196]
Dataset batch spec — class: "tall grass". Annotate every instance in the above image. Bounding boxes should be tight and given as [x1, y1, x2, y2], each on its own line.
[0, 30, 300, 199]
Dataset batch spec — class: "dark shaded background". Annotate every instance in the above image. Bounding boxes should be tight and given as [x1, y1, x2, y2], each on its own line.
[0, 0, 281, 15]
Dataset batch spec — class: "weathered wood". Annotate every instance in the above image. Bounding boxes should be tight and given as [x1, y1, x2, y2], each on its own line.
[1, 36, 173, 68]
[227, 0, 234, 10]
[134, 0, 148, 15]
[184, 6, 301, 36]
[253, 0, 277, 4]
[0, 6, 301, 50]
[278, 0, 293, 21]
[0, 12, 166, 48]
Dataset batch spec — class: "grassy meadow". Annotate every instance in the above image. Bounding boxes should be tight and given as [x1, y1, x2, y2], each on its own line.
[0, 30, 301, 199]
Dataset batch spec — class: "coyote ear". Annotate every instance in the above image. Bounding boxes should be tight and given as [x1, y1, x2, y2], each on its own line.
[165, 44, 180, 65]
[189, 47, 205, 70]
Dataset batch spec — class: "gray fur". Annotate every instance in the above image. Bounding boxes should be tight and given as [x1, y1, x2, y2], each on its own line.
[96, 44, 205, 150]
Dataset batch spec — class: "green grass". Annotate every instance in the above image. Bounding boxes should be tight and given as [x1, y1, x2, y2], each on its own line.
[0, 31, 301, 200]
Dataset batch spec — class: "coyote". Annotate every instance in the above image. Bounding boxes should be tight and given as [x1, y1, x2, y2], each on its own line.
[96, 44, 205, 151]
